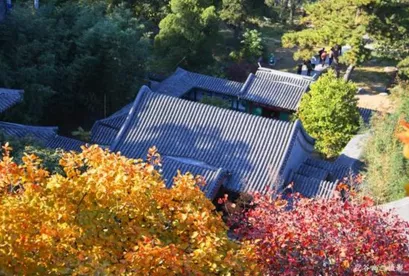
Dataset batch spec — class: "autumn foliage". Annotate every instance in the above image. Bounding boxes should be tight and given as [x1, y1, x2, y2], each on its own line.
[229, 193, 409, 275]
[0, 144, 258, 275]
[397, 120, 409, 196]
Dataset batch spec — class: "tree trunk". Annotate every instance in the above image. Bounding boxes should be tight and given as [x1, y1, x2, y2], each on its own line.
[343, 64, 355, 82]
[279, 0, 289, 23]
[288, 0, 296, 25]
[34, 0, 39, 9]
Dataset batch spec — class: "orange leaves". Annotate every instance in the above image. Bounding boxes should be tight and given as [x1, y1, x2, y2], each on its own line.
[0, 145, 257, 275]
[397, 120, 409, 158]
[396, 120, 409, 196]
[397, 120, 409, 143]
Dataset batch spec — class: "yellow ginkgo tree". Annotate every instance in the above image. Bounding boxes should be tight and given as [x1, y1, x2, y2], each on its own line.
[0, 144, 258, 275]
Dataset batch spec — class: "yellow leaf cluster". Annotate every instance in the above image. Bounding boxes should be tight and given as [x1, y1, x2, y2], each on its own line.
[0, 145, 258, 275]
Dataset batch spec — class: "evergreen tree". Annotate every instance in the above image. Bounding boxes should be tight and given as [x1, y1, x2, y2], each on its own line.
[154, 0, 219, 73]
[0, 3, 151, 132]
[220, 0, 246, 38]
[282, 0, 375, 81]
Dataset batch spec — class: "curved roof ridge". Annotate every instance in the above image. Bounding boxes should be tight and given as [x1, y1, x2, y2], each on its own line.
[164, 155, 224, 171]
[110, 85, 152, 151]
[257, 66, 315, 81]
[0, 121, 58, 132]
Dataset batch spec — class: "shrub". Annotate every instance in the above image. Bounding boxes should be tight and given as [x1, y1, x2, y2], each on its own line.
[297, 70, 360, 158]
[362, 84, 409, 203]
[230, 29, 264, 62]
[229, 193, 409, 275]
[0, 132, 63, 174]
[0, 145, 258, 274]
[200, 95, 232, 109]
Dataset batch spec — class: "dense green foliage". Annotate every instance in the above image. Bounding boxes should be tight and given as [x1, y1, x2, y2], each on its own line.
[282, 0, 374, 80]
[0, 3, 151, 133]
[154, 0, 220, 73]
[0, 133, 63, 173]
[200, 95, 232, 109]
[220, 0, 246, 29]
[362, 84, 409, 204]
[281, 0, 409, 80]
[298, 70, 360, 158]
[230, 29, 264, 62]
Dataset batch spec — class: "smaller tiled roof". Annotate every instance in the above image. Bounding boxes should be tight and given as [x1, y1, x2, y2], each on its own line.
[0, 88, 24, 113]
[46, 135, 85, 152]
[153, 67, 244, 98]
[240, 67, 314, 111]
[358, 107, 375, 125]
[292, 173, 337, 199]
[303, 158, 352, 182]
[160, 156, 229, 199]
[90, 103, 133, 145]
[0, 121, 57, 145]
[291, 158, 353, 199]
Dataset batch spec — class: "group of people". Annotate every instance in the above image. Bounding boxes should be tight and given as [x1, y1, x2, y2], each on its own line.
[296, 45, 343, 76]
[318, 45, 342, 66]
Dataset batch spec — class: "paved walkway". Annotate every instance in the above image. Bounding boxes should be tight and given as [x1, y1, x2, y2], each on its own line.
[380, 197, 409, 222]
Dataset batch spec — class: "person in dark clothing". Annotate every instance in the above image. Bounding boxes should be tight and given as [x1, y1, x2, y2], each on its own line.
[318, 48, 325, 59]
[297, 64, 303, 75]
[305, 60, 313, 76]
[335, 44, 342, 56]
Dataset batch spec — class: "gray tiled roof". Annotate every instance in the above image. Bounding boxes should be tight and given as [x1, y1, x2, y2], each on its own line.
[292, 173, 337, 198]
[239, 68, 314, 111]
[291, 158, 353, 199]
[111, 86, 301, 193]
[153, 67, 244, 97]
[160, 156, 228, 199]
[90, 103, 133, 145]
[46, 135, 85, 152]
[358, 107, 375, 125]
[0, 121, 57, 145]
[154, 67, 314, 111]
[304, 158, 352, 182]
[0, 88, 23, 113]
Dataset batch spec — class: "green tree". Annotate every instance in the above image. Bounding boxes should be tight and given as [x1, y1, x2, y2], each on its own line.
[230, 29, 264, 62]
[264, 0, 302, 24]
[200, 95, 232, 109]
[220, 0, 246, 38]
[154, 0, 220, 73]
[0, 3, 151, 132]
[282, 0, 375, 81]
[297, 70, 360, 158]
[368, 1, 409, 60]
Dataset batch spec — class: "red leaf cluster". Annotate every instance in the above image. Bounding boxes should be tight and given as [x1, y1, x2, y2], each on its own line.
[230, 194, 409, 275]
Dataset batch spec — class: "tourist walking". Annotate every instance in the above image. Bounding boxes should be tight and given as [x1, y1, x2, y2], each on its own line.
[329, 48, 334, 65]
[320, 50, 327, 66]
